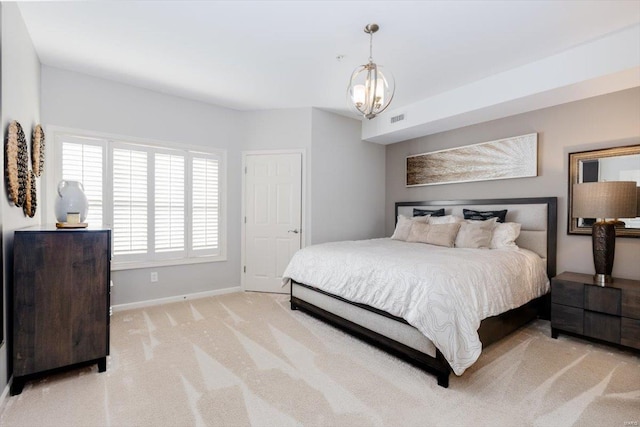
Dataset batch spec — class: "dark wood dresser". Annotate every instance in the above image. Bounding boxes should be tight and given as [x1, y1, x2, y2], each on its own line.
[551, 271, 640, 350]
[11, 226, 111, 395]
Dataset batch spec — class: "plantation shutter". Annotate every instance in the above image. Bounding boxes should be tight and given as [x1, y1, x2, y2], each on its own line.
[61, 140, 103, 225]
[191, 155, 220, 255]
[58, 131, 225, 267]
[112, 147, 148, 256]
[155, 152, 185, 255]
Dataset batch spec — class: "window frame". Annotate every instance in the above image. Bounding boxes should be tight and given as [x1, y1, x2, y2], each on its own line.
[50, 127, 227, 271]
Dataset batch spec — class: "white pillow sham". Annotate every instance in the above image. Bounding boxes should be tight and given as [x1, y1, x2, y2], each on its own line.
[490, 222, 522, 249]
[428, 215, 463, 225]
[391, 214, 429, 241]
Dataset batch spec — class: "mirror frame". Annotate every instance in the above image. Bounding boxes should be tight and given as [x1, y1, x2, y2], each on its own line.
[568, 144, 640, 238]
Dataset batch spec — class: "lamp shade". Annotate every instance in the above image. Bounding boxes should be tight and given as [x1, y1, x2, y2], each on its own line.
[573, 181, 638, 219]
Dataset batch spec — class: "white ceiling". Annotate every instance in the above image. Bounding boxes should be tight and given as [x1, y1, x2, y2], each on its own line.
[18, 1, 640, 121]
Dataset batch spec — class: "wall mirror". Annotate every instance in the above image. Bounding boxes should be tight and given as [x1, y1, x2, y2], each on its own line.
[568, 144, 640, 237]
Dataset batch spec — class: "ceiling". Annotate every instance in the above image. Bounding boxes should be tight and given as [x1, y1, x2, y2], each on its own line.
[17, 1, 640, 121]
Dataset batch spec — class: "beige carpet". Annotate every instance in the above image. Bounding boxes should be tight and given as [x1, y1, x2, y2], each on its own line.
[1, 292, 638, 427]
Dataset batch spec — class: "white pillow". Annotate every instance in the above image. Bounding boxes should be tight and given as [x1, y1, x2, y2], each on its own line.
[455, 218, 497, 249]
[391, 214, 429, 241]
[490, 222, 522, 249]
[428, 215, 463, 225]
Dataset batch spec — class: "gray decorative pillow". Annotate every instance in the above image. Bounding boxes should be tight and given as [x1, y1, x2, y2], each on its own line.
[463, 208, 508, 223]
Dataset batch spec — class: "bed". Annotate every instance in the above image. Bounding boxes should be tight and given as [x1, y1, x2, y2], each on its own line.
[284, 197, 557, 388]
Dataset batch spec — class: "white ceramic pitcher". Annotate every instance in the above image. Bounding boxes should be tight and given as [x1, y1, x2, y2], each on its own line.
[55, 180, 89, 223]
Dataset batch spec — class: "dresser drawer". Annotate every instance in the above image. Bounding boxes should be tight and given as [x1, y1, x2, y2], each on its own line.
[551, 304, 583, 334]
[621, 317, 640, 350]
[585, 286, 620, 315]
[584, 311, 620, 343]
[622, 287, 640, 320]
[552, 280, 584, 308]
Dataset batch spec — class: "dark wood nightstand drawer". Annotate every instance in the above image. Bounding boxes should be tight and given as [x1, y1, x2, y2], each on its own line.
[551, 304, 583, 334]
[622, 288, 640, 320]
[621, 318, 640, 349]
[552, 280, 584, 308]
[585, 286, 620, 315]
[584, 311, 620, 343]
[551, 272, 640, 351]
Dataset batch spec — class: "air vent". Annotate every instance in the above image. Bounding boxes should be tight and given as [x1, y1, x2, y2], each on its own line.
[390, 113, 405, 124]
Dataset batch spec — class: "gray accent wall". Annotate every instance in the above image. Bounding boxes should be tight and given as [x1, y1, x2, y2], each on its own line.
[0, 2, 42, 392]
[386, 87, 640, 280]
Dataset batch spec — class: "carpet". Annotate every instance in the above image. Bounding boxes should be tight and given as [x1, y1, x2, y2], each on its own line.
[1, 292, 638, 426]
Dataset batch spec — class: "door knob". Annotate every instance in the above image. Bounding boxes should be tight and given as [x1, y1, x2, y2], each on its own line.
[288, 229, 300, 234]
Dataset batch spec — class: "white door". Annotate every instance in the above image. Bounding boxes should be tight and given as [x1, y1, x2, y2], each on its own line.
[244, 153, 302, 293]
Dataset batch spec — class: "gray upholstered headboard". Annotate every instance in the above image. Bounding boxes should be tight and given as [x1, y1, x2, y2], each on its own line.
[395, 197, 557, 278]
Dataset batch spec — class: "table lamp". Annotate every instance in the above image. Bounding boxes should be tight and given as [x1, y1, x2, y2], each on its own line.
[572, 181, 637, 285]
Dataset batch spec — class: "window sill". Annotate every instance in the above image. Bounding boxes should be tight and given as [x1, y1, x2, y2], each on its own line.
[111, 255, 227, 271]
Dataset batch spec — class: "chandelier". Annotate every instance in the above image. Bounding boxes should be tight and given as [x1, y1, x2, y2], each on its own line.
[347, 23, 395, 120]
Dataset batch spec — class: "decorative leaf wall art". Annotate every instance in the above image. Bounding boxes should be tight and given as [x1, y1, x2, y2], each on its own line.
[6, 121, 21, 205]
[32, 124, 45, 177]
[5, 121, 44, 217]
[24, 170, 37, 218]
[6, 120, 29, 207]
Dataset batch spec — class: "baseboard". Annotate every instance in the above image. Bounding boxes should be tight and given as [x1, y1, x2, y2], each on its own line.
[112, 286, 242, 312]
[0, 376, 12, 408]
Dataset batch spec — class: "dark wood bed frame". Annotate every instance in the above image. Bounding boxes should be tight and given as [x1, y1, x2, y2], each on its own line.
[290, 197, 557, 388]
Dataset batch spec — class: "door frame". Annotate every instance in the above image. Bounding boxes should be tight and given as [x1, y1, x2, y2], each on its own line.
[241, 149, 307, 291]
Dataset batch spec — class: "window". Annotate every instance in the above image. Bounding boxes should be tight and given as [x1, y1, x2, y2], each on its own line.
[191, 155, 220, 255]
[61, 139, 104, 225]
[155, 152, 185, 254]
[56, 132, 226, 269]
[112, 147, 148, 257]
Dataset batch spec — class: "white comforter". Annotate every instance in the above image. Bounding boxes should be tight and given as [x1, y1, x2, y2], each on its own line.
[282, 238, 549, 375]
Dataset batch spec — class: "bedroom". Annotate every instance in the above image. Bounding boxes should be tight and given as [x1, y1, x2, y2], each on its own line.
[0, 1, 639, 426]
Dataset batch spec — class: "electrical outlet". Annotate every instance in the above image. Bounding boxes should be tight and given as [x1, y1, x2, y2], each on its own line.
[150, 272, 158, 282]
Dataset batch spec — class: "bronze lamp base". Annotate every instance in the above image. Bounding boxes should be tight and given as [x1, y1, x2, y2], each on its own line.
[592, 220, 616, 285]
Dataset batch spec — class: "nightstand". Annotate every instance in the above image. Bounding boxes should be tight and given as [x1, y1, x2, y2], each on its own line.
[551, 271, 640, 350]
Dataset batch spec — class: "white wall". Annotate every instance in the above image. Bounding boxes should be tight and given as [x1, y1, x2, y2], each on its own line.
[240, 108, 386, 245]
[40, 70, 389, 306]
[311, 109, 386, 243]
[386, 88, 640, 280]
[41, 66, 245, 305]
[241, 108, 313, 246]
[0, 2, 42, 392]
